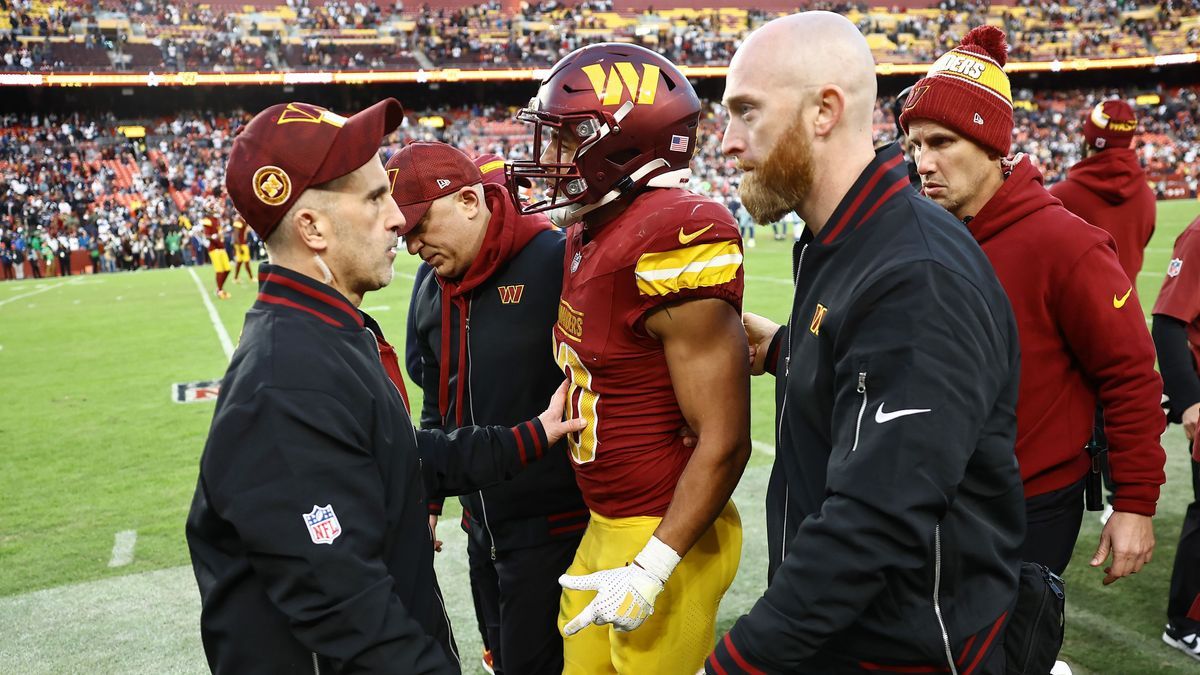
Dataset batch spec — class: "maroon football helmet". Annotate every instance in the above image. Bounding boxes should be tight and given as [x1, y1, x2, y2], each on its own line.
[506, 43, 701, 226]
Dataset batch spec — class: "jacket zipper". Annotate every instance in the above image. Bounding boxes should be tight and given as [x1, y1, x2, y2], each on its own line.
[851, 372, 867, 453]
[312, 652, 320, 675]
[432, 580, 461, 667]
[778, 242, 808, 564]
[463, 300, 498, 561]
[933, 523, 959, 675]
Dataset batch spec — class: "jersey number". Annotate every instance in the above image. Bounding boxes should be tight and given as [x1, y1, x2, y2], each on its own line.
[555, 341, 600, 464]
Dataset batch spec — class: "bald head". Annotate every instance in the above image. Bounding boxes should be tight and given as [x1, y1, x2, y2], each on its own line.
[728, 11, 876, 132]
[722, 11, 882, 232]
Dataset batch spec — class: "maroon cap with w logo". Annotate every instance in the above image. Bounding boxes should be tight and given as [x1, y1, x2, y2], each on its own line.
[226, 98, 404, 239]
[385, 141, 483, 235]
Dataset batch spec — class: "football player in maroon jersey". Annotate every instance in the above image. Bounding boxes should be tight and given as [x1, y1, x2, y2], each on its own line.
[509, 43, 751, 674]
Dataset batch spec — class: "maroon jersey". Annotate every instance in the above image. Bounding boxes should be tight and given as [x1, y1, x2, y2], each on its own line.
[1153, 215, 1200, 370]
[234, 217, 249, 245]
[202, 217, 224, 252]
[553, 188, 743, 518]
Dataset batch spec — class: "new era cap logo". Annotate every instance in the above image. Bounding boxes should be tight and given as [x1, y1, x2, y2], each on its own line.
[436, 179, 451, 189]
[973, 113, 985, 125]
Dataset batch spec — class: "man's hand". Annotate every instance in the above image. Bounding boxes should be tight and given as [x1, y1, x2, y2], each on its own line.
[428, 514, 443, 553]
[559, 536, 680, 635]
[1090, 511, 1155, 585]
[1182, 401, 1200, 441]
[538, 380, 587, 447]
[743, 312, 780, 375]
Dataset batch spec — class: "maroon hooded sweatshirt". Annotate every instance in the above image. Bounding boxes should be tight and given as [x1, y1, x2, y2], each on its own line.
[1049, 147, 1156, 284]
[967, 155, 1166, 515]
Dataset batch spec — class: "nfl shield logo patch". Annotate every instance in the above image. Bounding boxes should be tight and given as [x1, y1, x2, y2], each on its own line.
[303, 504, 342, 545]
[1168, 258, 1183, 277]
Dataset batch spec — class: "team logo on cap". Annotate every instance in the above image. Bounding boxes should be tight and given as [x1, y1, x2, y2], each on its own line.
[276, 102, 347, 128]
[253, 165, 292, 206]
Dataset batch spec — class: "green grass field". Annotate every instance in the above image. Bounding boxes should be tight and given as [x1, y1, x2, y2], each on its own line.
[1, 200, 1198, 673]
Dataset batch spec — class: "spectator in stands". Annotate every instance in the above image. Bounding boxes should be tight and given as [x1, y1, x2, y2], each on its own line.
[902, 26, 1166, 582]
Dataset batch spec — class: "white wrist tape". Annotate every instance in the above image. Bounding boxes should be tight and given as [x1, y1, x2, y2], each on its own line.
[634, 535, 682, 583]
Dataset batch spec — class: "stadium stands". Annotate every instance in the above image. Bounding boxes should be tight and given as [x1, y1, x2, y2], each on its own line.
[2, 0, 1197, 72]
[0, 83, 1195, 279]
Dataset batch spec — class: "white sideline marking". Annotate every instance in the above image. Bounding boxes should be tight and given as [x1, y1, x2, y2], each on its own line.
[397, 272, 416, 281]
[0, 279, 72, 307]
[360, 305, 391, 313]
[187, 268, 235, 360]
[107, 530, 137, 568]
[752, 439, 775, 457]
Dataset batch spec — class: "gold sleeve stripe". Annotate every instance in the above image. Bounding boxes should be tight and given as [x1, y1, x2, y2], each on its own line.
[635, 240, 743, 296]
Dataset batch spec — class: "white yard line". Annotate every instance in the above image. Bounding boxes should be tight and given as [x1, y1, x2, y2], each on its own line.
[360, 305, 391, 313]
[187, 268, 235, 360]
[107, 530, 138, 568]
[0, 279, 75, 307]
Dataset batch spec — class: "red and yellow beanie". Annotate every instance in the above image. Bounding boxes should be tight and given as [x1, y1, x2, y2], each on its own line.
[899, 26, 1013, 157]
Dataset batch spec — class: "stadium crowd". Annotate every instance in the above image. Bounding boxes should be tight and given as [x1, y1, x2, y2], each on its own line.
[1, 83, 1197, 279]
[2, 0, 1199, 72]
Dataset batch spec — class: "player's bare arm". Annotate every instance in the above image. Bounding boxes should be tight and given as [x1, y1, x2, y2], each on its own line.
[646, 297, 752, 554]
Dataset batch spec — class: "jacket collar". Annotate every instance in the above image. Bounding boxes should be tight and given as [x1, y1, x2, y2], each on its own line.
[255, 263, 365, 330]
[816, 143, 913, 246]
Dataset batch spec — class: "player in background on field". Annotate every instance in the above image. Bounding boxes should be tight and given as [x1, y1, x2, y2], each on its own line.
[509, 42, 751, 674]
[1151, 213, 1200, 662]
[200, 204, 231, 299]
[231, 213, 254, 283]
[901, 27, 1165, 582]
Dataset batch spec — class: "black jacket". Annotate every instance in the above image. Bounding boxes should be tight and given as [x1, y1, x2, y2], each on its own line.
[709, 145, 1025, 674]
[186, 264, 549, 674]
[411, 192, 587, 551]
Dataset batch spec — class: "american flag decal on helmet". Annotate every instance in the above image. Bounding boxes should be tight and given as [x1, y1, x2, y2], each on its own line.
[669, 135, 689, 153]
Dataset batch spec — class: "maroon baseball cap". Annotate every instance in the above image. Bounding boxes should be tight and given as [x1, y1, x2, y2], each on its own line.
[386, 141, 483, 235]
[226, 98, 404, 239]
[1083, 99, 1138, 150]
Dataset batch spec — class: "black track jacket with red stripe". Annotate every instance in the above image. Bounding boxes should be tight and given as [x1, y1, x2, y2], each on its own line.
[411, 188, 587, 550]
[707, 145, 1025, 674]
[186, 263, 549, 674]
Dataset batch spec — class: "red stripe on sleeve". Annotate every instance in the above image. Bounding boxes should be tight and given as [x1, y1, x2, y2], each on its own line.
[722, 634, 765, 675]
[513, 426, 528, 465]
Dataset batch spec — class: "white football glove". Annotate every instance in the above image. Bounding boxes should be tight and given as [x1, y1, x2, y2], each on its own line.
[559, 536, 681, 635]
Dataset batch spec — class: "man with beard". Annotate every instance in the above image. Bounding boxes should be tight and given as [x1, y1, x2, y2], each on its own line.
[507, 43, 751, 674]
[900, 27, 1164, 583]
[710, 12, 1025, 672]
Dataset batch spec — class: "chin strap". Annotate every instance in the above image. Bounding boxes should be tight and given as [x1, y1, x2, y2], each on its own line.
[550, 159, 689, 228]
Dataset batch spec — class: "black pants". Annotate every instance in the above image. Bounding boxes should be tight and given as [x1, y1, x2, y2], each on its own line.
[1021, 477, 1086, 576]
[466, 530, 581, 675]
[1168, 448, 1200, 630]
